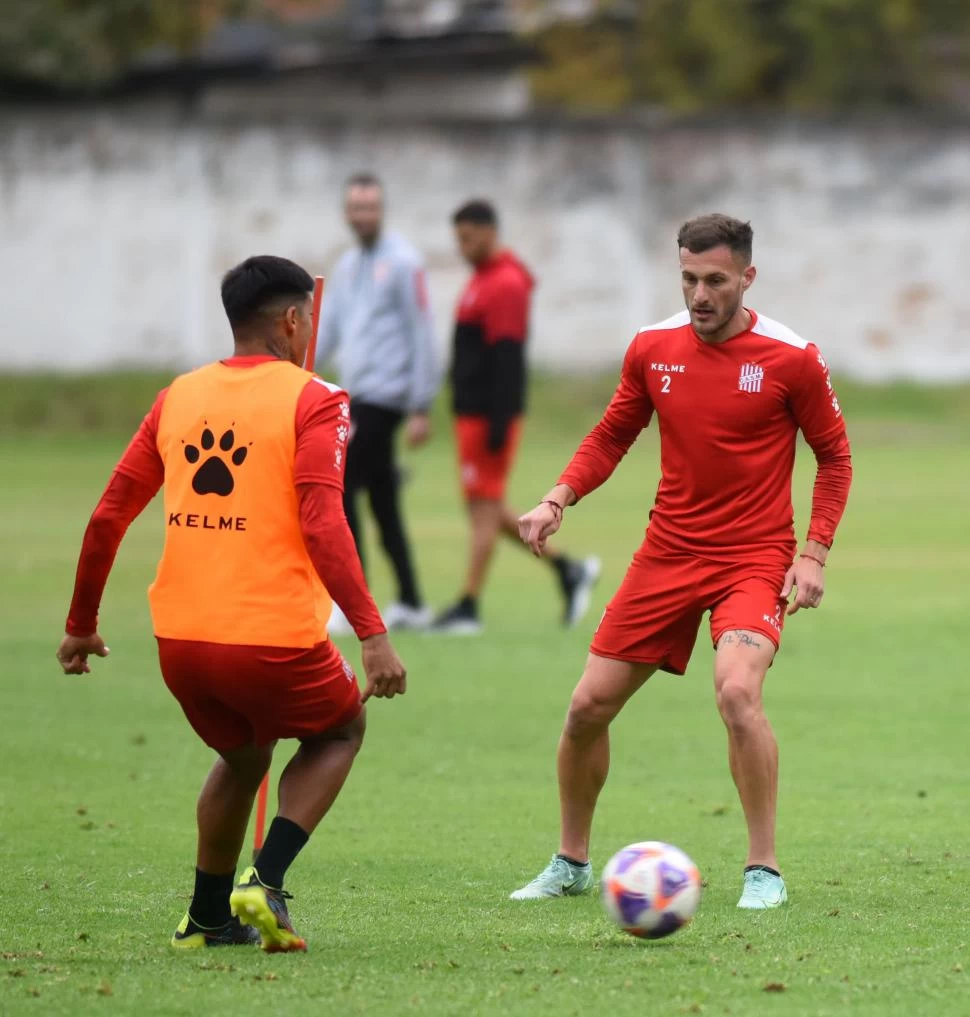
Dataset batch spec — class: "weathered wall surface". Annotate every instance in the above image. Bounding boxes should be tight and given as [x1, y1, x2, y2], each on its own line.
[1, 100, 967, 380]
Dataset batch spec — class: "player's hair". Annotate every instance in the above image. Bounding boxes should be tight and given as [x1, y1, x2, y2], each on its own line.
[220, 255, 314, 329]
[677, 214, 753, 263]
[345, 171, 383, 191]
[452, 199, 498, 227]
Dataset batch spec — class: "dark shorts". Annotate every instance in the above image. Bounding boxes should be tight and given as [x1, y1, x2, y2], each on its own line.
[455, 415, 523, 501]
[158, 637, 361, 753]
[591, 548, 788, 675]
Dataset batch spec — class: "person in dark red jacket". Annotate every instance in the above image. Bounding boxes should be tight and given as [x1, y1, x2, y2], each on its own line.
[431, 200, 600, 635]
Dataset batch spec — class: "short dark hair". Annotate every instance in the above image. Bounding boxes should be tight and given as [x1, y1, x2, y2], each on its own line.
[220, 255, 314, 329]
[453, 199, 498, 227]
[677, 214, 753, 263]
[345, 171, 383, 191]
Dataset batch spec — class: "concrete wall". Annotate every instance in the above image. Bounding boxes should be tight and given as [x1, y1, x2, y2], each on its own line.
[1, 100, 968, 380]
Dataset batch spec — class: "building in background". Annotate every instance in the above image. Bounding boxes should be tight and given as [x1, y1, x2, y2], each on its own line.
[1, 2, 969, 380]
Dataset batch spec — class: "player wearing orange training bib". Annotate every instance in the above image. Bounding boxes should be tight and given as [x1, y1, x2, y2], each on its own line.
[511, 215, 852, 910]
[57, 256, 407, 953]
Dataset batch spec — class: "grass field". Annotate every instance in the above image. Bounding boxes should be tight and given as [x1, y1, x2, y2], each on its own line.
[1, 374, 968, 1016]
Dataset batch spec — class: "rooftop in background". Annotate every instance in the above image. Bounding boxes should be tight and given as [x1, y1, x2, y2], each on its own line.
[119, 0, 554, 93]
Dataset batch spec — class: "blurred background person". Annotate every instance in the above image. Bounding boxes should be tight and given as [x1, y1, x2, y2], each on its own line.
[431, 199, 601, 636]
[318, 172, 441, 633]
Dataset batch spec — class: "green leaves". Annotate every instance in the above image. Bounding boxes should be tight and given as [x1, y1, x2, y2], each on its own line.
[529, 0, 970, 112]
[0, 0, 254, 90]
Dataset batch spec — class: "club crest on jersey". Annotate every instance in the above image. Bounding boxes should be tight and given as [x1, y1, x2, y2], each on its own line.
[738, 363, 764, 393]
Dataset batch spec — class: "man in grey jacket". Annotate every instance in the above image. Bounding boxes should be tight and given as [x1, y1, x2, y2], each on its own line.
[317, 172, 440, 632]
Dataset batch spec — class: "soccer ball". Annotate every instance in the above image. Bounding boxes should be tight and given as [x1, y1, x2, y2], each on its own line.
[601, 841, 702, 939]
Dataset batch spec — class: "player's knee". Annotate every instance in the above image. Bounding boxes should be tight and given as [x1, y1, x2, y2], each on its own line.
[335, 711, 366, 754]
[220, 743, 273, 790]
[564, 689, 614, 739]
[715, 670, 763, 731]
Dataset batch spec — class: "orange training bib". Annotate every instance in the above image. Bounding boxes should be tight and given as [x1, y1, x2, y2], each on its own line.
[148, 360, 331, 648]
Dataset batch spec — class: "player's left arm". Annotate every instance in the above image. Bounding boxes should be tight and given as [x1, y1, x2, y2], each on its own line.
[782, 344, 853, 614]
[483, 277, 529, 453]
[294, 381, 407, 702]
[58, 392, 167, 674]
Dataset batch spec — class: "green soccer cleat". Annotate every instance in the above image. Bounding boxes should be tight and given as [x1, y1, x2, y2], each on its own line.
[737, 867, 788, 910]
[170, 913, 260, 949]
[509, 855, 594, 900]
[230, 867, 307, 953]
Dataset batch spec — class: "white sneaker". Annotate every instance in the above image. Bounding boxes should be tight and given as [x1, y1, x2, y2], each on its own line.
[509, 855, 594, 900]
[562, 555, 602, 628]
[327, 603, 354, 637]
[383, 602, 433, 631]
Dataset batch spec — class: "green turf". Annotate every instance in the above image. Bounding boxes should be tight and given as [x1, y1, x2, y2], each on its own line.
[1, 375, 968, 1016]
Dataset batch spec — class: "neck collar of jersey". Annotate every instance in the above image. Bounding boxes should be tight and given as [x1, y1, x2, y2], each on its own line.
[221, 354, 282, 368]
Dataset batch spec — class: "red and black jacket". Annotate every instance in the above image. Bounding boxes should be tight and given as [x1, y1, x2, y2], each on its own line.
[451, 250, 534, 451]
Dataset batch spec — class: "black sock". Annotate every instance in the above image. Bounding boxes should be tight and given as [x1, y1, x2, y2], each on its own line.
[550, 555, 573, 582]
[745, 864, 781, 878]
[457, 595, 478, 614]
[188, 868, 234, 928]
[254, 817, 310, 891]
[556, 853, 590, 868]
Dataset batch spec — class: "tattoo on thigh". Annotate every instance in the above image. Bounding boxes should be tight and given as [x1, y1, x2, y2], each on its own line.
[720, 630, 762, 649]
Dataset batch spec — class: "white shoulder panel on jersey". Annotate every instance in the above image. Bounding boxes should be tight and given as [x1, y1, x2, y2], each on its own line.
[311, 376, 344, 394]
[751, 313, 809, 350]
[637, 309, 691, 334]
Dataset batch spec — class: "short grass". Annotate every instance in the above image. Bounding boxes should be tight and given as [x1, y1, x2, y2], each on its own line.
[1, 374, 968, 1017]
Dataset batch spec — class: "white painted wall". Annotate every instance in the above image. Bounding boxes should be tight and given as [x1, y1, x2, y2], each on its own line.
[1, 105, 968, 380]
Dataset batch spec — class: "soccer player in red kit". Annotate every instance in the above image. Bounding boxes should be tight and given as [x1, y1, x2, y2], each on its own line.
[431, 199, 601, 635]
[511, 215, 852, 909]
[56, 256, 407, 950]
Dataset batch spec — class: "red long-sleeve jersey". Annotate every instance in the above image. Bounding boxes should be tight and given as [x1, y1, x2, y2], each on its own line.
[559, 310, 852, 564]
[67, 356, 385, 641]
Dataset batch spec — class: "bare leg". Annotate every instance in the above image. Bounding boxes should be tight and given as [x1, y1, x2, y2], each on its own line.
[714, 630, 779, 870]
[197, 742, 274, 874]
[276, 712, 366, 834]
[558, 654, 655, 862]
[462, 499, 503, 599]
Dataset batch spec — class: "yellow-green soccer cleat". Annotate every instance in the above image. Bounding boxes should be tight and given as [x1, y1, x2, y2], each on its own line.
[170, 913, 260, 949]
[230, 867, 307, 953]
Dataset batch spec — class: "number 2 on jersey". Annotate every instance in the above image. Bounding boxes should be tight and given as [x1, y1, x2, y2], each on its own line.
[661, 374, 671, 394]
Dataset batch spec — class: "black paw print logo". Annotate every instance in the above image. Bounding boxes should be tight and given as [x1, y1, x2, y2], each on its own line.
[183, 425, 250, 497]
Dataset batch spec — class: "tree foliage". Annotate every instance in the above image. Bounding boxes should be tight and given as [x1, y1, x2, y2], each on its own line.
[530, 0, 970, 112]
[0, 0, 254, 90]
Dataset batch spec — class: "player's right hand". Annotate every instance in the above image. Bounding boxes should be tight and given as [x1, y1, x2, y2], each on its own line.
[518, 502, 562, 557]
[56, 633, 110, 675]
[360, 633, 407, 702]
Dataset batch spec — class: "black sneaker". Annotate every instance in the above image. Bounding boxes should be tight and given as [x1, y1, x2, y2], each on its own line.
[229, 867, 307, 953]
[558, 556, 602, 627]
[429, 597, 483, 636]
[170, 913, 260, 950]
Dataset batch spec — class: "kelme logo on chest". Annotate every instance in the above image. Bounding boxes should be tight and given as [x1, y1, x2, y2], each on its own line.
[182, 424, 251, 497]
[167, 512, 247, 532]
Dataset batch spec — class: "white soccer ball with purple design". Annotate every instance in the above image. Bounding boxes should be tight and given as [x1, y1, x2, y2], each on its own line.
[601, 841, 702, 939]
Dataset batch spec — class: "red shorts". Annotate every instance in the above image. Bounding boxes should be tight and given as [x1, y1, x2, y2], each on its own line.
[157, 637, 361, 753]
[455, 415, 523, 500]
[591, 547, 789, 675]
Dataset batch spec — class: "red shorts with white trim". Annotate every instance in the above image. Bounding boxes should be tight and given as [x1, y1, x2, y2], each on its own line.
[157, 637, 361, 753]
[591, 547, 789, 675]
[455, 415, 523, 501]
